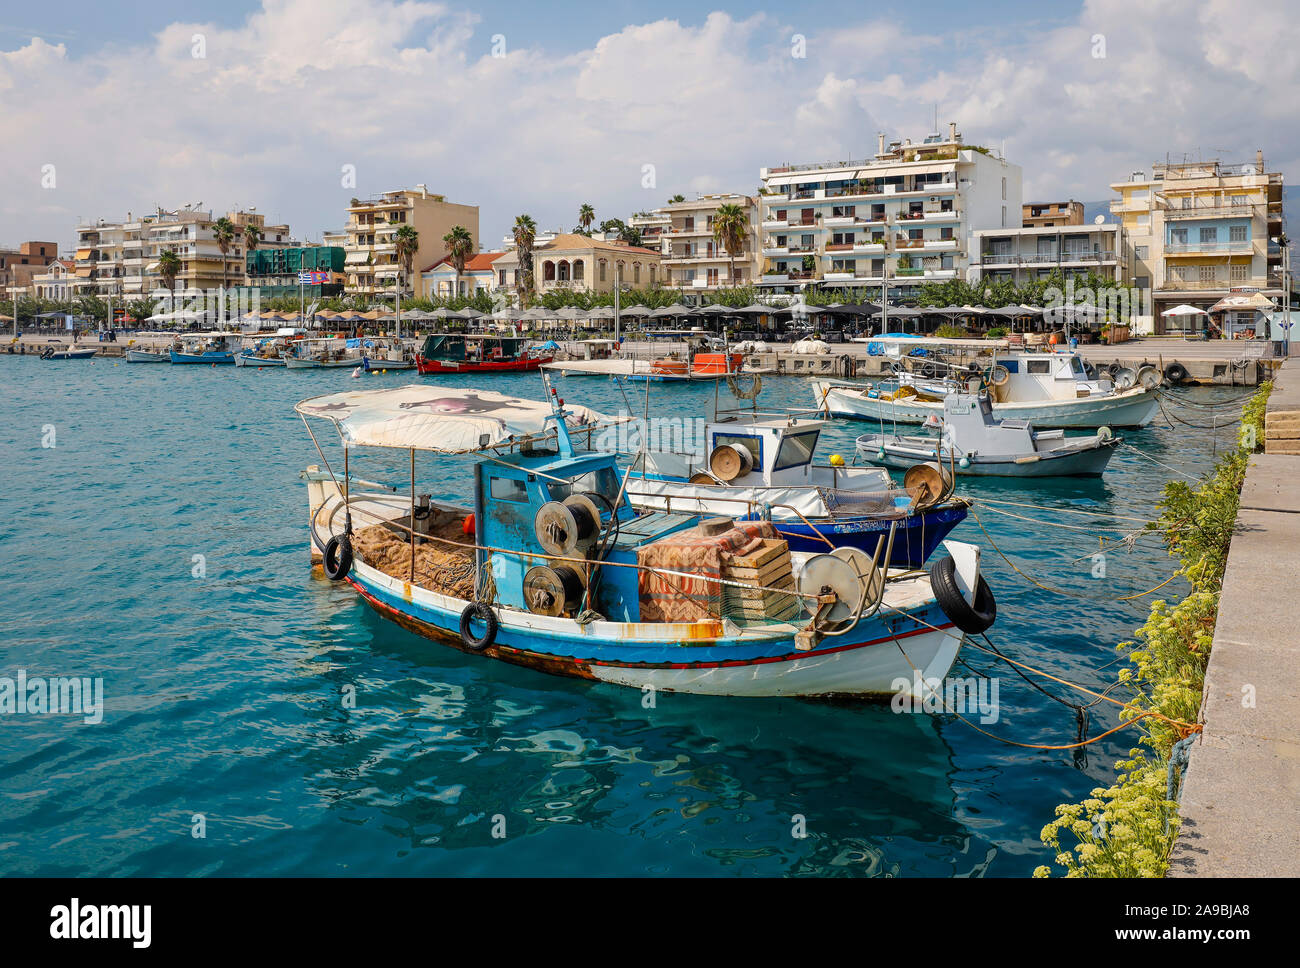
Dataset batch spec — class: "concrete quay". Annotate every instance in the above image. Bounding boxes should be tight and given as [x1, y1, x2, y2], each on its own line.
[1168, 358, 1300, 877]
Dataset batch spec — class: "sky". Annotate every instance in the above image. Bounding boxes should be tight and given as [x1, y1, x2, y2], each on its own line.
[1, 0, 1296, 253]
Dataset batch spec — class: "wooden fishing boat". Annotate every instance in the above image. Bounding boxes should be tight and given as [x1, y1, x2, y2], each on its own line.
[284, 337, 359, 369]
[416, 334, 551, 374]
[298, 381, 996, 698]
[170, 333, 240, 364]
[813, 338, 1159, 429]
[125, 348, 168, 362]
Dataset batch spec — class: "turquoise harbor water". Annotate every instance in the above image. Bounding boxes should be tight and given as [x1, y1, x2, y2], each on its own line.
[0, 355, 1250, 876]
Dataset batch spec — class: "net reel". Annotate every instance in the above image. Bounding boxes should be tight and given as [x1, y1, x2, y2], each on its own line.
[533, 494, 603, 556]
[522, 564, 587, 617]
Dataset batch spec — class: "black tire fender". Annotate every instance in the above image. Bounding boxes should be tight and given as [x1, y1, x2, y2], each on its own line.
[323, 535, 353, 581]
[929, 554, 996, 634]
[1164, 362, 1189, 384]
[459, 602, 498, 652]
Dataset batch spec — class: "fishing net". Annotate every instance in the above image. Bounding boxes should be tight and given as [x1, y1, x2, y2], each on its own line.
[818, 487, 906, 518]
[352, 515, 478, 600]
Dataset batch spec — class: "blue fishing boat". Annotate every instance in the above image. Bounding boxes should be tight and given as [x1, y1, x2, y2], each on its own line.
[619, 384, 968, 567]
[170, 333, 240, 364]
[298, 382, 996, 698]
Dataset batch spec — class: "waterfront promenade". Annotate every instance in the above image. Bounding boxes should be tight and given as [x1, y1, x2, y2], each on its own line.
[1168, 357, 1300, 876]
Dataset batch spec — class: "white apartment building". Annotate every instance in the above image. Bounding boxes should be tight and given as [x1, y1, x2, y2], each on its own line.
[73, 207, 292, 299]
[757, 123, 1022, 296]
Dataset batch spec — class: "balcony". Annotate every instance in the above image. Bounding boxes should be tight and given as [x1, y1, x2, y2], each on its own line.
[1164, 241, 1253, 255]
[1163, 203, 1260, 220]
[761, 245, 788, 257]
[761, 217, 789, 230]
[924, 268, 958, 280]
[853, 241, 886, 254]
[923, 239, 959, 251]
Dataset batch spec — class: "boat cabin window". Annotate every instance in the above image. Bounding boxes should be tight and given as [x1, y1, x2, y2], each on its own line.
[773, 430, 820, 471]
[1069, 356, 1085, 377]
[713, 434, 762, 469]
[547, 467, 621, 507]
[489, 476, 530, 503]
[1026, 359, 1051, 374]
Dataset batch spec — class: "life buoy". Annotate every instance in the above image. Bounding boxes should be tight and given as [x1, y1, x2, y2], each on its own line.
[1164, 362, 1189, 384]
[323, 534, 354, 581]
[929, 555, 996, 634]
[459, 602, 498, 651]
[988, 365, 1011, 387]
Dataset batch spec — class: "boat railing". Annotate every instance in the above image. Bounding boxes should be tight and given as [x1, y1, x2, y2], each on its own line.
[624, 487, 839, 550]
[315, 489, 837, 626]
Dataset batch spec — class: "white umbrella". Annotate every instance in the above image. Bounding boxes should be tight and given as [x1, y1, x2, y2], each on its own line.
[1161, 304, 1209, 317]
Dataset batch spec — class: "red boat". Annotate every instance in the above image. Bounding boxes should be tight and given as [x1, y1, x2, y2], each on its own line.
[415, 334, 552, 375]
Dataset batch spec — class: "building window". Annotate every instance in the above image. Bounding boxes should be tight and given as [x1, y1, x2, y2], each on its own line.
[1198, 264, 1218, 283]
[1199, 226, 1218, 244]
[1231, 195, 1248, 208]
[633, 263, 640, 284]
[1135, 245, 1148, 259]
[1137, 214, 1150, 226]
[1230, 225, 1247, 243]
[1230, 263, 1248, 282]
[598, 259, 606, 282]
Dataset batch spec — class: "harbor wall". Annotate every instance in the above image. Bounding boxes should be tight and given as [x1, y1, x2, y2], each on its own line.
[1167, 358, 1300, 877]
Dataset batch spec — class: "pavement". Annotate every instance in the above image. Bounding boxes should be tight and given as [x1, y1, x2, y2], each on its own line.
[1167, 359, 1300, 877]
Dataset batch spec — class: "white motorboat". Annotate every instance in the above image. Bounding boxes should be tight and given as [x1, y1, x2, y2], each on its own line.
[125, 348, 168, 362]
[285, 337, 360, 369]
[856, 392, 1121, 477]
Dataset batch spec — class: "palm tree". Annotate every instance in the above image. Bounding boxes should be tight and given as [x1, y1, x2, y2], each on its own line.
[578, 203, 595, 233]
[712, 202, 750, 288]
[213, 216, 235, 323]
[393, 225, 419, 337]
[443, 225, 474, 300]
[157, 248, 181, 312]
[244, 223, 262, 266]
[668, 194, 685, 204]
[513, 214, 537, 307]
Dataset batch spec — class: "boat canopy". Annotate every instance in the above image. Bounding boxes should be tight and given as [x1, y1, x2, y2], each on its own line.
[295, 385, 618, 453]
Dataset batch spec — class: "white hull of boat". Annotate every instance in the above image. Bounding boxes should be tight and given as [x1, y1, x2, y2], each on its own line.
[857, 435, 1120, 477]
[125, 349, 168, 363]
[286, 356, 358, 369]
[814, 381, 1160, 428]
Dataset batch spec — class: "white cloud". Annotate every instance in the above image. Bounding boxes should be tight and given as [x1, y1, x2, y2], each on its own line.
[0, 0, 1296, 250]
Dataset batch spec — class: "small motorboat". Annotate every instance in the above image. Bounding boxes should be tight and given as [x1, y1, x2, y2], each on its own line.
[856, 392, 1121, 478]
[125, 348, 168, 362]
[285, 337, 360, 369]
[40, 345, 97, 361]
[299, 380, 996, 699]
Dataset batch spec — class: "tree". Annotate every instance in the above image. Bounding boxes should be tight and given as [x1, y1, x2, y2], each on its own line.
[157, 248, 181, 306]
[712, 202, 749, 288]
[213, 216, 235, 321]
[442, 225, 474, 300]
[578, 203, 595, 233]
[244, 223, 262, 274]
[513, 214, 537, 307]
[668, 194, 685, 204]
[393, 224, 419, 335]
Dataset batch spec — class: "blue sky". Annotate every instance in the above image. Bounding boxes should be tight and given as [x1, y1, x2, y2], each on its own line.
[0, 0, 1294, 253]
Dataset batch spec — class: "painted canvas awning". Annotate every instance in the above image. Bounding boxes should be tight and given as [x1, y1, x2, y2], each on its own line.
[296, 386, 620, 453]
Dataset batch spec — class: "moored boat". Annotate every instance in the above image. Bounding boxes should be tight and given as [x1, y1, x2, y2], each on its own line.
[125, 348, 168, 363]
[298, 382, 996, 698]
[416, 334, 551, 374]
[813, 340, 1159, 429]
[40, 346, 97, 360]
[857, 392, 1122, 477]
[170, 333, 240, 364]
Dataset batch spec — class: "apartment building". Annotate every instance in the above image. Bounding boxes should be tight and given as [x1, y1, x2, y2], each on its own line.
[970, 220, 1125, 286]
[74, 207, 292, 298]
[493, 234, 661, 296]
[633, 194, 759, 296]
[1110, 152, 1285, 333]
[1023, 200, 1084, 227]
[0, 240, 59, 300]
[344, 186, 479, 299]
[756, 123, 1022, 296]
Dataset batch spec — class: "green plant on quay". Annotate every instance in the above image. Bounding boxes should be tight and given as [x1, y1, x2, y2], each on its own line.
[1034, 381, 1271, 878]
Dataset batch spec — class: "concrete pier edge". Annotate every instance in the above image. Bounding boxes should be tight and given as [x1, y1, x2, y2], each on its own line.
[1168, 358, 1300, 877]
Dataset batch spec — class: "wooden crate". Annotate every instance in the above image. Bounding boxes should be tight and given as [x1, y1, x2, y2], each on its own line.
[723, 538, 791, 585]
